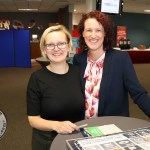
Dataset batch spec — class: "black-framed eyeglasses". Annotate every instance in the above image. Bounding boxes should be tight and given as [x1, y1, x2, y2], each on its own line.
[45, 42, 68, 51]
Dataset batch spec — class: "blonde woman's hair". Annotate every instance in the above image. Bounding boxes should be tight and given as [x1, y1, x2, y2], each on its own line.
[40, 24, 72, 59]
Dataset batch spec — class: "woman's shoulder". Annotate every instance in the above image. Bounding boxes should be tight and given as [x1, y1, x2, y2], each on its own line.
[74, 50, 88, 58]
[30, 67, 47, 77]
[106, 49, 131, 64]
[73, 51, 88, 65]
[69, 63, 81, 72]
[68, 63, 79, 69]
[107, 49, 129, 56]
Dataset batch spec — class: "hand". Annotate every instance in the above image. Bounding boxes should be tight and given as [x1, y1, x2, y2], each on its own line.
[54, 121, 79, 134]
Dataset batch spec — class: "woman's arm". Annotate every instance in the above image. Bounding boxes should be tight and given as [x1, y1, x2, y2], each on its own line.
[28, 116, 79, 134]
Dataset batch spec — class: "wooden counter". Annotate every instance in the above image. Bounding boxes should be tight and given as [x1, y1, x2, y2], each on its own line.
[117, 49, 150, 63]
[128, 49, 150, 63]
[30, 42, 41, 59]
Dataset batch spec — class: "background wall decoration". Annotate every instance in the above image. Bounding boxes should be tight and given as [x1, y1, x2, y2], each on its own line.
[12, 20, 24, 29]
[0, 110, 7, 139]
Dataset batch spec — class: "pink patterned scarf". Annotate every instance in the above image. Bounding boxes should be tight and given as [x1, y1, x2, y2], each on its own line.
[84, 53, 105, 119]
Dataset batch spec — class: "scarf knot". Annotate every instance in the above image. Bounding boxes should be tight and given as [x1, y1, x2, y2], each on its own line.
[84, 57, 104, 79]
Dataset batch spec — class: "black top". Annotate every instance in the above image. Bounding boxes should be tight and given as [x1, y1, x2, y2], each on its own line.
[27, 64, 85, 123]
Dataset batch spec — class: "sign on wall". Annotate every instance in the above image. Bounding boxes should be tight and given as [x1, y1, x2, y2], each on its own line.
[116, 26, 127, 46]
[0, 110, 7, 139]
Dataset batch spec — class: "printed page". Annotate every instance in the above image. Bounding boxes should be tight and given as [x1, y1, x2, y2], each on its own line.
[80, 124, 122, 137]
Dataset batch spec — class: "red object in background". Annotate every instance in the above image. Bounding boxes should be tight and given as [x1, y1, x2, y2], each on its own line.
[72, 29, 81, 53]
[72, 29, 79, 37]
[76, 48, 81, 53]
[128, 50, 150, 64]
[116, 26, 127, 46]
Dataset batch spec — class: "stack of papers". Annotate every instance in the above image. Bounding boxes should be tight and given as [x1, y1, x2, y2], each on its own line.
[80, 124, 122, 137]
[66, 126, 150, 150]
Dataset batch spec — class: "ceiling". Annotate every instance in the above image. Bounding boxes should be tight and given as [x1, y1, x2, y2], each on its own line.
[0, 0, 150, 14]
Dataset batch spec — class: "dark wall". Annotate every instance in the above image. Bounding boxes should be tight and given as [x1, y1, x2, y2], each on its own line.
[0, 10, 72, 40]
[0, 12, 58, 40]
[111, 12, 150, 48]
[1, 11, 149, 48]
[58, 6, 73, 33]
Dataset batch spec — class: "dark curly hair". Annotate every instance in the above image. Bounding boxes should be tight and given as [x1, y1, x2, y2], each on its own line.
[78, 10, 114, 52]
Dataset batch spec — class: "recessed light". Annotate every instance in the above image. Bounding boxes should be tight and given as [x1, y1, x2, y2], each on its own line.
[144, 10, 150, 12]
[18, 9, 38, 11]
[26, 0, 42, 1]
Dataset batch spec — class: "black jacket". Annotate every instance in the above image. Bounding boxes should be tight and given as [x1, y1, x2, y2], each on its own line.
[73, 49, 150, 118]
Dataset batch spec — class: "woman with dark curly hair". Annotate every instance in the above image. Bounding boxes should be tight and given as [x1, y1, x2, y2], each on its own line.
[73, 10, 150, 119]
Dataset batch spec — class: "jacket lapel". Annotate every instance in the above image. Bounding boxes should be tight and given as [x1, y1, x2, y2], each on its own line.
[80, 50, 114, 115]
[80, 51, 88, 95]
[98, 49, 113, 115]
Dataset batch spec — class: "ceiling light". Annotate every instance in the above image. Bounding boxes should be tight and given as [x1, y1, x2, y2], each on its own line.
[26, 0, 42, 1]
[144, 10, 150, 12]
[18, 9, 38, 11]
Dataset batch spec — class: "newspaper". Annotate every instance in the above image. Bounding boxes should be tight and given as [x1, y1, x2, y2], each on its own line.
[66, 126, 150, 150]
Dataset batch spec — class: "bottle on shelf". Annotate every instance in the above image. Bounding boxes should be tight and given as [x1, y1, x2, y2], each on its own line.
[123, 39, 127, 50]
[119, 39, 124, 50]
[126, 39, 131, 50]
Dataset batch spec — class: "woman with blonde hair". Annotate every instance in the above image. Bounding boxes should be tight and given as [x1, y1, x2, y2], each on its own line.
[27, 25, 85, 150]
